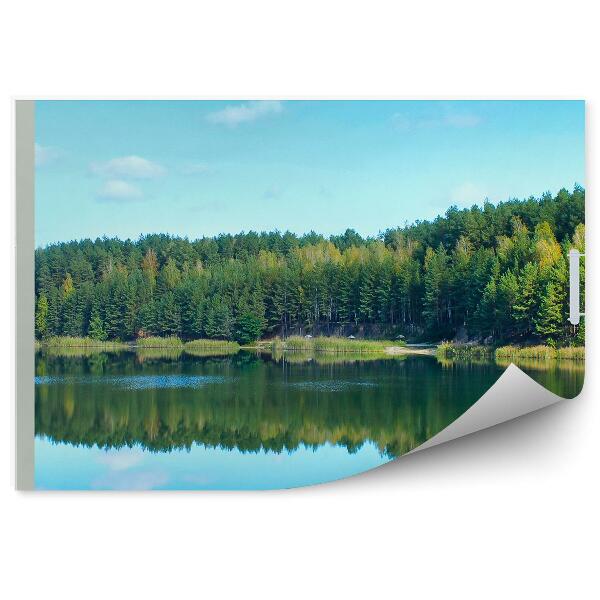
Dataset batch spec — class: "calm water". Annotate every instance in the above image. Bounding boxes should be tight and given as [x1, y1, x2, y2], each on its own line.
[34, 351, 583, 490]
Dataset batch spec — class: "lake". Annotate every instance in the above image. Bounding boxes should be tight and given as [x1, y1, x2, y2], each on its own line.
[34, 350, 584, 490]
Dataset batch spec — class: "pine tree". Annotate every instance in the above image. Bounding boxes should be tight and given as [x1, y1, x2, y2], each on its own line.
[422, 245, 450, 333]
[535, 281, 564, 343]
[234, 311, 265, 344]
[105, 276, 128, 339]
[192, 301, 205, 338]
[138, 301, 158, 337]
[358, 264, 376, 323]
[450, 236, 473, 326]
[61, 290, 82, 336]
[496, 270, 519, 339]
[158, 292, 181, 336]
[88, 309, 107, 341]
[513, 262, 539, 338]
[474, 278, 498, 338]
[535, 258, 567, 343]
[46, 287, 61, 336]
[35, 293, 49, 339]
[376, 261, 393, 324]
[141, 248, 159, 288]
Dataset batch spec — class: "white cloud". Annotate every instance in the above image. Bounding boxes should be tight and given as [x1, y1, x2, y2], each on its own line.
[90, 155, 166, 179]
[96, 179, 143, 202]
[35, 143, 62, 167]
[450, 182, 487, 206]
[206, 100, 283, 127]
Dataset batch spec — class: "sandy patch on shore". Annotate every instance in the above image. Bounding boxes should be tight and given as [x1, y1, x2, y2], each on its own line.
[384, 346, 436, 356]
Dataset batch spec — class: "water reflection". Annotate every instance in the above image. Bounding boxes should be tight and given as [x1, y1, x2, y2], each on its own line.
[34, 350, 583, 489]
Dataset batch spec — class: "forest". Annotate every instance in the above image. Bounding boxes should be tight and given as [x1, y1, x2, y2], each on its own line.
[35, 186, 585, 346]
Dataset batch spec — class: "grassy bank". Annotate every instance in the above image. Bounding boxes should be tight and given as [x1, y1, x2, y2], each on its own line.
[495, 345, 585, 361]
[270, 349, 406, 365]
[438, 342, 585, 361]
[40, 336, 129, 350]
[184, 339, 240, 352]
[556, 346, 586, 360]
[135, 337, 241, 357]
[135, 336, 184, 349]
[436, 342, 493, 359]
[134, 336, 241, 351]
[271, 336, 404, 353]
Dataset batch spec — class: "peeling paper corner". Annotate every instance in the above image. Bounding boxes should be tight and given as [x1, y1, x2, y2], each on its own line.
[409, 364, 566, 455]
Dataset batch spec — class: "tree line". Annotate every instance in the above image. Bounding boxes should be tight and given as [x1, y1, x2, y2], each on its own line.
[35, 186, 585, 345]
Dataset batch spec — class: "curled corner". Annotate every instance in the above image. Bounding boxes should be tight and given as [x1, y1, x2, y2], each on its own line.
[409, 364, 565, 455]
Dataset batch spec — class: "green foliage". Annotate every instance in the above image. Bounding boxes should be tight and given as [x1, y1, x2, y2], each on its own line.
[35, 293, 49, 338]
[184, 339, 240, 351]
[436, 343, 493, 359]
[474, 278, 498, 338]
[135, 336, 184, 348]
[495, 345, 558, 359]
[42, 336, 128, 350]
[234, 311, 266, 345]
[534, 257, 567, 343]
[556, 346, 585, 360]
[422, 245, 450, 333]
[87, 309, 107, 341]
[512, 262, 540, 337]
[34, 187, 585, 345]
[276, 336, 402, 353]
[157, 292, 181, 337]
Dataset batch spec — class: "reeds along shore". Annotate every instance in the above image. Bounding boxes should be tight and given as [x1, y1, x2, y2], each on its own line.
[36, 336, 585, 362]
[494, 344, 585, 360]
[136, 336, 239, 351]
[438, 342, 585, 361]
[40, 336, 129, 350]
[183, 339, 240, 351]
[271, 336, 405, 353]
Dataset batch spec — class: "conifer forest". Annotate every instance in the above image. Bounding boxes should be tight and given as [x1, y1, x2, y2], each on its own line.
[34, 186, 585, 346]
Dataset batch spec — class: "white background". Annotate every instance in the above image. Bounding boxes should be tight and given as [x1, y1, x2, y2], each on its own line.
[1, 1, 598, 598]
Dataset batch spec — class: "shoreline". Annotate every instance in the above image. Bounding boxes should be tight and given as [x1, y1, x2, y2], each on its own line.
[35, 336, 584, 361]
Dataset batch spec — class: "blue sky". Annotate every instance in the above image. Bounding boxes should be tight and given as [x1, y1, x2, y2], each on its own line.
[34, 100, 585, 247]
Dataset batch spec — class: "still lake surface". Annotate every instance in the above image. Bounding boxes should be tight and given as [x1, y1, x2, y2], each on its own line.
[34, 350, 583, 490]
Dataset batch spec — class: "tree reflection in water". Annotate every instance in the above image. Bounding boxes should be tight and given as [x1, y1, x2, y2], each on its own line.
[35, 350, 583, 459]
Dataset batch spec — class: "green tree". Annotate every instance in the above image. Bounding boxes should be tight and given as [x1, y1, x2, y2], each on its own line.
[513, 262, 539, 338]
[35, 294, 49, 338]
[535, 281, 564, 343]
[535, 258, 567, 343]
[496, 270, 519, 339]
[62, 273, 75, 298]
[88, 309, 107, 341]
[158, 292, 181, 336]
[422, 245, 450, 334]
[234, 311, 265, 344]
[474, 278, 498, 338]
